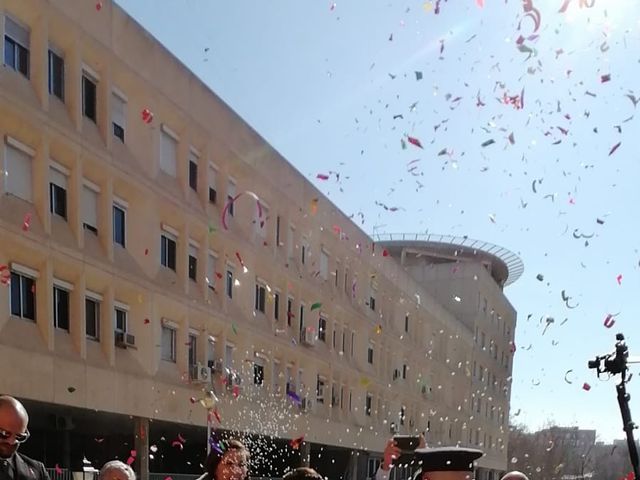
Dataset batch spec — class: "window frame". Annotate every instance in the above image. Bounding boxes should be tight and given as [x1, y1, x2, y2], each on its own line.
[113, 202, 126, 248]
[48, 48, 64, 101]
[4, 16, 30, 78]
[85, 294, 101, 341]
[82, 70, 98, 123]
[254, 281, 266, 313]
[52, 284, 71, 331]
[160, 230, 177, 271]
[161, 324, 177, 363]
[49, 164, 68, 220]
[9, 270, 36, 321]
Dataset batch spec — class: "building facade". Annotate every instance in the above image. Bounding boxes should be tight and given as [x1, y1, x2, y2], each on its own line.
[0, 1, 520, 479]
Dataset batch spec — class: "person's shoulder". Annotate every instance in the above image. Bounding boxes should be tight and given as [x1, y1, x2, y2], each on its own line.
[16, 453, 45, 468]
[15, 453, 48, 478]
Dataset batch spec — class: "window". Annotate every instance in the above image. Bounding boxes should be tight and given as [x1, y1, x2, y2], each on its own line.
[113, 203, 126, 247]
[114, 306, 127, 333]
[349, 390, 352, 411]
[225, 344, 234, 370]
[254, 203, 268, 238]
[48, 49, 64, 100]
[10, 270, 36, 321]
[368, 459, 382, 479]
[254, 363, 264, 386]
[188, 334, 197, 367]
[367, 344, 374, 364]
[400, 406, 406, 426]
[369, 283, 377, 311]
[188, 243, 198, 281]
[225, 267, 234, 298]
[365, 393, 372, 416]
[273, 292, 280, 320]
[112, 92, 126, 142]
[82, 182, 99, 233]
[342, 328, 346, 354]
[53, 285, 70, 331]
[318, 317, 327, 342]
[160, 126, 178, 177]
[208, 164, 217, 204]
[85, 296, 100, 341]
[351, 331, 355, 358]
[4, 17, 29, 78]
[189, 150, 198, 191]
[5, 140, 33, 202]
[287, 296, 293, 327]
[481, 331, 486, 349]
[275, 216, 281, 246]
[299, 304, 305, 329]
[404, 314, 409, 333]
[49, 165, 67, 219]
[301, 241, 307, 265]
[316, 376, 325, 404]
[161, 231, 177, 270]
[254, 282, 266, 313]
[82, 72, 97, 122]
[340, 385, 345, 409]
[161, 325, 177, 362]
[335, 262, 340, 288]
[319, 249, 329, 280]
[226, 180, 236, 216]
[332, 327, 337, 349]
[287, 224, 295, 259]
[402, 363, 408, 379]
[206, 251, 217, 289]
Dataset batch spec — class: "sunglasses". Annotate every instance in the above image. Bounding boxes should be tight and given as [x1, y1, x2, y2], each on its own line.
[0, 429, 30, 444]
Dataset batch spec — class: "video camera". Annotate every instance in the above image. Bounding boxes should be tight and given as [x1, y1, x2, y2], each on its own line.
[588, 333, 629, 378]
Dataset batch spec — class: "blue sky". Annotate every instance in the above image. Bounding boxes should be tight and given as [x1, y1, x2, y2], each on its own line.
[115, 0, 640, 443]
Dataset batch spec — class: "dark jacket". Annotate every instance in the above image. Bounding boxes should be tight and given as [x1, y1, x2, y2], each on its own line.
[13, 453, 50, 480]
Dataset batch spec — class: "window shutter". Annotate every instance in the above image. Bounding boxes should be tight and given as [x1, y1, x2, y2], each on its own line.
[82, 185, 98, 228]
[160, 130, 177, 177]
[5, 17, 29, 47]
[50, 166, 67, 189]
[5, 145, 32, 201]
[112, 93, 126, 128]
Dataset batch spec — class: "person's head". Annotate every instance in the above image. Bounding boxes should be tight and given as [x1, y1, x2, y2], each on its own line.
[205, 439, 250, 480]
[282, 467, 324, 480]
[414, 447, 483, 480]
[500, 472, 529, 480]
[0, 396, 30, 459]
[98, 461, 136, 480]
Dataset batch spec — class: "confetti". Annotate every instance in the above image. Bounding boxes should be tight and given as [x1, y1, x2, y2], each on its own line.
[536, 274, 544, 281]
[316, 173, 330, 180]
[604, 314, 615, 328]
[616, 274, 623, 285]
[232, 323, 238, 335]
[375, 325, 382, 334]
[609, 142, 622, 156]
[481, 139, 495, 147]
[290, 436, 304, 450]
[406, 136, 423, 149]
[144, 318, 150, 324]
[67, 386, 76, 393]
[564, 370, 574, 384]
[415, 71, 423, 81]
[382, 249, 389, 257]
[600, 74, 611, 83]
[0, 265, 10, 286]
[582, 382, 591, 391]
[310, 302, 322, 311]
[95, 1, 102, 11]
[22, 213, 32, 232]
[141, 108, 153, 124]
[171, 440, 183, 450]
[287, 391, 301, 405]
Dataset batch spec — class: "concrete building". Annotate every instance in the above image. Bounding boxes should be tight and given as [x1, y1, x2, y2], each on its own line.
[0, 1, 521, 479]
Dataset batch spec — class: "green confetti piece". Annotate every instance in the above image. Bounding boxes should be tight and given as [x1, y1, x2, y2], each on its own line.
[208, 225, 216, 234]
[310, 302, 322, 311]
[232, 323, 238, 335]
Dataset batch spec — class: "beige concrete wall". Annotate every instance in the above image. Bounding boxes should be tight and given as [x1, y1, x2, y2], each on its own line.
[0, 0, 511, 470]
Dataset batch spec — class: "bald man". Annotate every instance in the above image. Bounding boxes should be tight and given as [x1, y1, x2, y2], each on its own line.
[0, 395, 50, 480]
[500, 472, 529, 480]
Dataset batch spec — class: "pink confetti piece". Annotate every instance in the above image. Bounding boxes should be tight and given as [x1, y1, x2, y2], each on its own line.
[406, 136, 423, 149]
[171, 440, 183, 450]
[616, 274, 623, 285]
[582, 382, 591, 391]
[55, 465, 62, 475]
[476, 0, 484, 7]
[22, 213, 32, 232]
[177, 433, 186, 443]
[126, 457, 135, 466]
[316, 173, 330, 180]
[95, 1, 102, 11]
[604, 314, 615, 328]
[609, 142, 622, 156]
[290, 436, 304, 449]
[141, 108, 153, 124]
[600, 73, 611, 83]
[287, 390, 301, 404]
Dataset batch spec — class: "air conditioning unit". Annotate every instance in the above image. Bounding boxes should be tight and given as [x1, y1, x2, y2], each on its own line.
[300, 397, 314, 413]
[115, 331, 136, 349]
[191, 363, 211, 383]
[208, 359, 224, 374]
[225, 372, 242, 390]
[301, 327, 316, 347]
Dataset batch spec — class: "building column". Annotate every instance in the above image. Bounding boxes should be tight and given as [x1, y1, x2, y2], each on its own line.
[134, 417, 150, 480]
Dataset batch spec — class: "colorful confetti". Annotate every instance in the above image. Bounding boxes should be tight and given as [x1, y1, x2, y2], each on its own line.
[406, 135, 423, 149]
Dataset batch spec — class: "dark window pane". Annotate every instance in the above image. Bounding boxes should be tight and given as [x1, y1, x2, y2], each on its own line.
[167, 239, 176, 270]
[113, 123, 124, 142]
[22, 277, 35, 321]
[10, 272, 21, 316]
[113, 206, 125, 247]
[189, 161, 198, 191]
[188, 255, 197, 280]
[209, 188, 217, 204]
[4, 37, 15, 68]
[83, 76, 97, 122]
[50, 183, 67, 219]
[17, 44, 29, 77]
[49, 51, 64, 100]
[227, 196, 234, 216]
[85, 299, 99, 339]
[161, 237, 167, 266]
[55, 288, 69, 330]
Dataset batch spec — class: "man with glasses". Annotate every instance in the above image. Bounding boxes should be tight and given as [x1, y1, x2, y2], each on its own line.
[0, 395, 49, 480]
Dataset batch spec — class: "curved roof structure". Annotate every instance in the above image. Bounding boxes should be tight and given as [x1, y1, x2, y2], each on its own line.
[372, 233, 524, 287]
